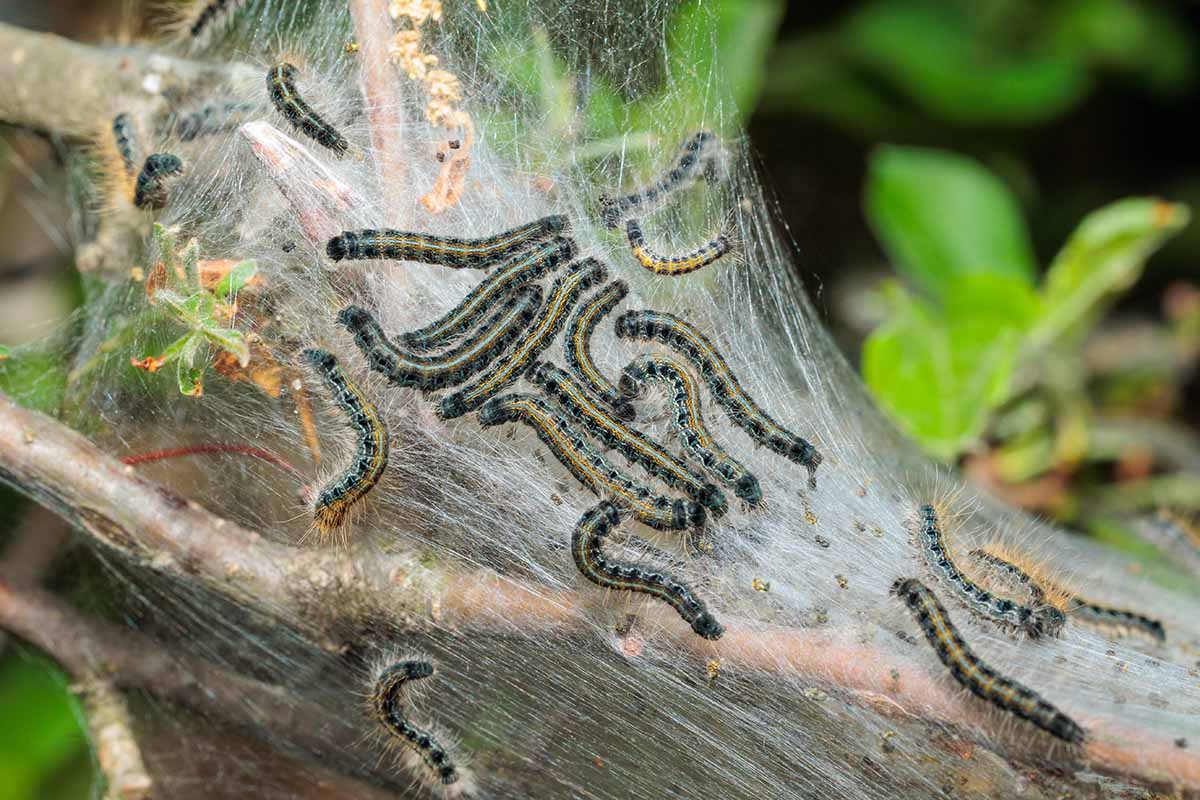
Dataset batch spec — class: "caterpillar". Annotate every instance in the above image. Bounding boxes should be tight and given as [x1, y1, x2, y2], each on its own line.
[111, 113, 139, 178]
[478, 393, 704, 531]
[98, 112, 141, 206]
[893, 578, 1085, 744]
[327, 215, 570, 267]
[563, 279, 636, 422]
[173, 101, 259, 141]
[267, 62, 349, 156]
[401, 237, 574, 352]
[598, 131, 719, 229]
[302, 349, 389, 535]
[573, 501, 723, 640]
[174, 0, 249, 44]
[917, 506, 1063, 638]
[625, 218, 733, 276]
[616, 310, 822, 487]
[621, 354, 761, 506]
[133, 154, 184, 210]
[439, 258, 606, 419]
[337, 286, 542, 391]
[529, 361, 727, 517]
[370, 659, 465, 792]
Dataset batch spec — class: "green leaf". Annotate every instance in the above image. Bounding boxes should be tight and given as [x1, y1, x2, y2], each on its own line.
[199, 325, 249, 367]
[213, 259, 258, 298]
[175, 334, 205, 396]
[0, 345, 9, 361]
[863, 283, 1020, 460]
[1030, 198, 1190, 350]
[158, 332, 197, 365]
[0, 349, 67, 416]
[0, 654, 88, 800]
[866, 146, 1036, 300]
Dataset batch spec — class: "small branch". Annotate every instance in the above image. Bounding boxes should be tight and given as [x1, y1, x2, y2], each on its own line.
[77, 680, 152, 800]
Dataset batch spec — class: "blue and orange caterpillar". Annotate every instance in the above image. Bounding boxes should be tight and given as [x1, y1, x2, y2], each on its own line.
[598, 131, 720, 229]
[574, 501, 723, 640]
[621, 353, 761, 506]
[616, 309, 822, 487]
[563, 279, 635, 422]
[624, 217, 733, 277]
[530, 362, 726, 517]
[478, 393, 704, 532]
[337, 286, 542, 391]
[893, 578, 1085, 744]
[267, 62, 349, 156]
[302, 349, 388, 535]
[328, 215, 570, 268]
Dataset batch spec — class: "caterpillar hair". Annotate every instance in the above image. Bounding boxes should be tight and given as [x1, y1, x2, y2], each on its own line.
[337, 285, 542, 391]
[529, 361, 727, 517]
[370, 659, 467, 793]
[267, 62, 350, 157]
[133, 153, 184, 210]
[478, 393, 705, 532]
[616, 309, 822, 486]
[573, 502, 723, 640]
[439, 258, 606, 419]
[624, 217, 734, 277]
[917, 506, 1063, 638]
[1070, 601, 1166, 643]
[95, 112, 141, 207]
[400, 237, 574, 352]
[598, 130, 719, 229]
[893, 578, 1086, 744]
[327, 215, 570, 267]
[621, 353, 761, 506]
[563, 279, 636, 422]
[302, 348, 389, 536]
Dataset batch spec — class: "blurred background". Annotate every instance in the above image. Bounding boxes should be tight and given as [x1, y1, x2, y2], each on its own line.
[1, 0, 1197, 796]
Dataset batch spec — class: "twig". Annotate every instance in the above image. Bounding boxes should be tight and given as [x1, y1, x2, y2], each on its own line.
[77, 680, 153, 800]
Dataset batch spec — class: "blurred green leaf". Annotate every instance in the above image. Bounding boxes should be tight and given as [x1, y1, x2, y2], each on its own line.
[0, 345, 9, 360]
[864, 282, 1021, 460]
[866, 146, 1036, 299]
[842, 1, 1089, 124]
[198, 324, 248, 367]
[0, 654, 88, 800]
[0, 349, 67, 416]
[1030, 198, 1190, 350]
[212, 259, 258, 299]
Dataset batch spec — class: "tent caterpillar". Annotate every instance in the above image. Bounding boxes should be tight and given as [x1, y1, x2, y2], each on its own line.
[370, 659, 467, 794]
[598, 131, 719, 229]
[564, 279, 636, 422]
[327, 215, 570, 267]
[625, 217, 733, 276]
[267, 62, 349, 156]
[134, 153, 184, 210]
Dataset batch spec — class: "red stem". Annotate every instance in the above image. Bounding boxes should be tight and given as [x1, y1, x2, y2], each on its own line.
[120, 444, 302, 480]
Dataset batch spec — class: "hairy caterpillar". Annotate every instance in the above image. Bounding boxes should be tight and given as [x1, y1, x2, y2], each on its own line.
[621, 354, 761, 506]
[573, 502, 723, 640]
[133, 153, 184, 210]
[302, 348, 389, 535]
[917, 506, 1064, 638]
[267, 62, 349, 157]
[96, 112, 141, 207]
[624, 218, 733, 276]
[370, 659, 466, 793]
[327, 215, 570, 267]
[478, 394, 704, 531]
[173, 0, 249, 44]
[616, 310, 822, 486]
[112, 113, 139, 178]
[598, 131, 718, 229]
[563, 279, 636, 422]
[401, 237, 574, 352]
[893, 578, 1085, 744]
[173, 101, 259, 141]
[337, 286, 542, 391]
[529, 361, 727, 517]
[439, 258, 606, 419]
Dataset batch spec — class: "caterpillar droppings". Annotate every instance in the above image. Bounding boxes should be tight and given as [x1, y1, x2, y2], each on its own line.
[893, 578, 1086, 744]
[573, 501, 723, 640]
[598, 130, 719, 229]
[478, 393, 704, 532]
[621, 353, 761, 506]
[337, 285, 542, 391]
[303, 348, 389, 536]
[625, 217, 733, 276]
[564, 279, 636, 422]
[530, 361, 727, 517]
[616, 309, 822, 486]
[267, 62, 350, 157]
[327, 215, 570, 267]
[439, 258, 606, 419]
[370, 659, 467, 794]
[400, 237, 574, 352]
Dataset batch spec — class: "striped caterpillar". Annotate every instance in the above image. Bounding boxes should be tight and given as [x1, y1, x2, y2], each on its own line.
[529, 362, 727, 517]
[134, 154, 184, 210]
[598, 131, 719, 229]
[893, 578, 1085, 744]
[370, 659, 467, 794]
[621, 353, 761, 506]
[574, 502, 723, 640]
[616, 310, 822, 486]
[624, 218, 733, 276]
[337, 286, 543, 391]
[478, 393, 704, 532]
[327, 215, 569, 267]
[302, 349, 388, 535]
[267, 62, 349, 156]
[563, 279, 636, 422]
